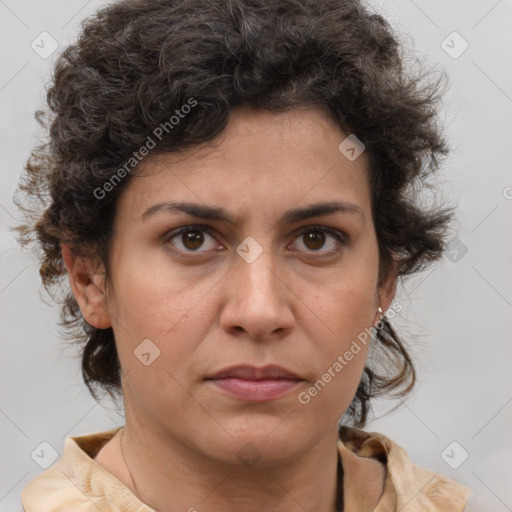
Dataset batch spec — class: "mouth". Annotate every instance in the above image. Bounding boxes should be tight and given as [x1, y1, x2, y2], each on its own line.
[204, 364, 304, 402]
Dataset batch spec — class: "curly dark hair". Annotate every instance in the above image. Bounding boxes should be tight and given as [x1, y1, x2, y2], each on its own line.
[15, 0, 454, 427]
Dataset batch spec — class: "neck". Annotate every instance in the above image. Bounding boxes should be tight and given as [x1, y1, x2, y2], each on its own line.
[117, 411, 341, 512]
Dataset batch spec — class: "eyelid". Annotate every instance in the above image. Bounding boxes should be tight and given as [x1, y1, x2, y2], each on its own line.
[294, 224, 348, 242]
[290, 225, 348, 255]
[163, 223, 348, 255]
[163, 223, 216, 240]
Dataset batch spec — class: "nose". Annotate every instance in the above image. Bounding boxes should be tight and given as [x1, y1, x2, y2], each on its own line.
[219, 249, 295, 341]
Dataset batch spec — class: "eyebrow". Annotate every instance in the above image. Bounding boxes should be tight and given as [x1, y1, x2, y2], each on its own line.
[141, 200, 366, 225]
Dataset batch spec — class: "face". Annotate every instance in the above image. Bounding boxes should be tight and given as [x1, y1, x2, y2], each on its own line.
[71, 106, 396, 467]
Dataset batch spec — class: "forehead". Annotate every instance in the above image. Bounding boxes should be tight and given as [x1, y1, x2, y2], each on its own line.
[116, 106, 372, 222]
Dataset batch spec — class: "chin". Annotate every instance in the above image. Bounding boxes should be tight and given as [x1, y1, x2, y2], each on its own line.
[200, 418, 313, 468]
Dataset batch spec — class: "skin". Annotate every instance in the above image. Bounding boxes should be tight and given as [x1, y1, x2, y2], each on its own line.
[62, 105, 396, 512]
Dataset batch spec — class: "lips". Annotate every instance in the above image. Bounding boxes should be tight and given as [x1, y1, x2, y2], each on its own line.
[205, 364, 303, 402]
[206, 364, 301, 381]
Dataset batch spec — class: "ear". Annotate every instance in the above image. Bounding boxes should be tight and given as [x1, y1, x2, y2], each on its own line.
[61, 244, 112, 329]
[374, 260, 398, 324]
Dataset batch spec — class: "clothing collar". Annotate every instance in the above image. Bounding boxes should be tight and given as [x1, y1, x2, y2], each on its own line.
[21, 425, 471, 512]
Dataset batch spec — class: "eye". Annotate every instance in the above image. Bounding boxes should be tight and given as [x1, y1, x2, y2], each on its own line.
[164, 225, 223, 253]
[163, 224, 347, 256]
[290, 226, 347, 255]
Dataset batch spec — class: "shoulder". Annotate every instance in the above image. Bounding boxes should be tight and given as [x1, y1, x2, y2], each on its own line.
[338, 426, 472, 512]
[21, 426, 152, 512]
[21, 455, 89, 512]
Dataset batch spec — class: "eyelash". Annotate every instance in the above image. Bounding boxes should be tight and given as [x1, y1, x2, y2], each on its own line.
[163, 224, 348, 257]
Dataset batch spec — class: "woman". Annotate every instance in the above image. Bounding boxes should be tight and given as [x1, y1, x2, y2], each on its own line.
[17, 0, 472, 510]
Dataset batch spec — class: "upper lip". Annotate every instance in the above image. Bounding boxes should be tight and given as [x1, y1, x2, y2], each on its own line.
[206, 364, 302, 380]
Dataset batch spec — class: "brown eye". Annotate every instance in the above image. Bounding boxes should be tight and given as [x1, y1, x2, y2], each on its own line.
[303, 231, 326, 250]
[182, 230, 205, 250]
[291, 226, 346, 255]
[166, 225, 221, 253]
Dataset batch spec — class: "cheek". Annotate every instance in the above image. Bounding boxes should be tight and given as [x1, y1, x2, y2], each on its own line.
[295, 272, 377, 413]
[110, 267, 215, 420]
[305, 271, 377, 348]
[297, 294, 373, 419]
[108, 251, 209, 334]
[106, 253, 219, 386]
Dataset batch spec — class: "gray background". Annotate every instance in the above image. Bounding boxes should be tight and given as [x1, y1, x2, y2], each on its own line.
[1, 1, 511, 511]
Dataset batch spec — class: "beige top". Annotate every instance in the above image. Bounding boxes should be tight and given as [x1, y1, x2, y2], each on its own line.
[21, 425, 471, 512]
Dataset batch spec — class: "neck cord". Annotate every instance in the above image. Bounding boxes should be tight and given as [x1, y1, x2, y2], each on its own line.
[336, 449, 345, 512]
[120, 427, 162, 512]
[120, 426, 344, 512]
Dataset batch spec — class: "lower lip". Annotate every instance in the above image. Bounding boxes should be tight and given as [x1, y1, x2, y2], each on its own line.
[207, 378, 302, 402]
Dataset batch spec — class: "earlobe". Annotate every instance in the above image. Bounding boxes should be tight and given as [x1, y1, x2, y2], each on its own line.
[379, 277, 397, 316]
[61, 244, 112, 329]
[375, 262, 399, 322]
